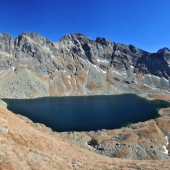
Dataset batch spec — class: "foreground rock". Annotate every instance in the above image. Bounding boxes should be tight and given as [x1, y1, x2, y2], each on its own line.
[0, 32, 170, 98]
[1, 106, 170, 169]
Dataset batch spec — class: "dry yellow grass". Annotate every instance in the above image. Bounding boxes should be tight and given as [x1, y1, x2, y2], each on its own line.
[0, 106, 169, 169]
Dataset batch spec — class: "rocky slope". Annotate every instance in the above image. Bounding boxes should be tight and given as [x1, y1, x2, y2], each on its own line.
[0, 32, 170, 98]
[58, 105, 170, 161]
[0, 104, 170, 169]
[55, 94, 170, 162]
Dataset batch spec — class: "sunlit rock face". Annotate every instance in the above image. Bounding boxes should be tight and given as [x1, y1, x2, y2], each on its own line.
[0, 32, 169, 98]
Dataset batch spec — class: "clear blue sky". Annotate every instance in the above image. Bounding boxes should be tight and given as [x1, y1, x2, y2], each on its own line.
[0, 0, 170, 52]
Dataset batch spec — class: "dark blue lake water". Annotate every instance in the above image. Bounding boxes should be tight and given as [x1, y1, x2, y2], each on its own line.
[4, 94, 170, 132]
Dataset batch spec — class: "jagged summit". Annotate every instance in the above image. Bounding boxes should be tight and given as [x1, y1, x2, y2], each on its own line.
[0, 33, 14, 55]
[157, 47, 170, 54]
[15, 32, 53, 47]
[156, 47, 170, 69]
[95, 37, 113, 46]
[60, 33, 90, 41]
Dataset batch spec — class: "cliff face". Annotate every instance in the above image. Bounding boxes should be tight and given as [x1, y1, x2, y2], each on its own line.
[0, 32, 169, 98]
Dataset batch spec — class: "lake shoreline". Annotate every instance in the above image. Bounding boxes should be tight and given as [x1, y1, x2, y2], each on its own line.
[3, 93, 169, 132]
[1, 92, 170, 160]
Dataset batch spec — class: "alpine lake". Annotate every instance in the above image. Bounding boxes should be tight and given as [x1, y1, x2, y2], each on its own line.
[4, 94, 170, 132]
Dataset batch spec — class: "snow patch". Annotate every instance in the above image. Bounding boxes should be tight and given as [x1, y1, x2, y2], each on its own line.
[152, 75, 161, 80]
[73, 76, 77, 91]
[59, 72, 67, 95]
[79, 57, 86, 63]
[65, 80, 73, 96]
[85, 142, 91, 147]
[100, 69, 106, 74]
[12, 67, 16, 75]
[88, 61, 106, 74]
[43, 46, 51, 53]
[97, 59, 109, 63]
[0, 69, 10, 78]
[83, 68, 90, 95]
[92, 64, 100, 72]
[112, 70, 126, 76]
[162, 136, 169, 155]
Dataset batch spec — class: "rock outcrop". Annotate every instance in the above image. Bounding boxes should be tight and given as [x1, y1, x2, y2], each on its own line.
[0, 32, 169, 98]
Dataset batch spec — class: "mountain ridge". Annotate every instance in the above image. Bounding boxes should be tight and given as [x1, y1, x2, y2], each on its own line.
[0, 32, 169, 98]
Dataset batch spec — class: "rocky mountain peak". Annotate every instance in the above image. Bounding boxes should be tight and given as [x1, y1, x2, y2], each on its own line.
[157, 47, 170, 54]
[16, 32, 53, 48]
[156, 47, 170, 67]
[0, 33, 14, 55]
[95, 37, 113, 47]
[60, 33, 89, 42]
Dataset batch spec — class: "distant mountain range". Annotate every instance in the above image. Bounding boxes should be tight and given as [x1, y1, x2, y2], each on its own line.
[0, 32, 169, 98]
